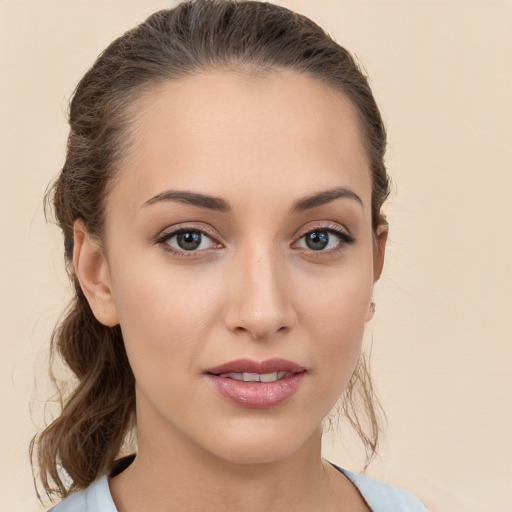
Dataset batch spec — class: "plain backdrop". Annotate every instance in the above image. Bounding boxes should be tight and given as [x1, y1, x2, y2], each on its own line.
[1, 1, 511, 511]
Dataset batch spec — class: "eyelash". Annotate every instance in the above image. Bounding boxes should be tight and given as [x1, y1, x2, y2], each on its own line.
[155, 223, 355, 259]
[296, 222, 355, 259]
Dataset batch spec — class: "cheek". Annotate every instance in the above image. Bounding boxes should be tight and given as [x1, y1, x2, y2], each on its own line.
[297, 262, 373, 381]
[110, 267, 225, 423]
[299, 260, 373, 330]
[110, 263, 222, 374]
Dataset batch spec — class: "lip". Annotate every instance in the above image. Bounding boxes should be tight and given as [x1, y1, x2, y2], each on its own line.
[204, 358, 307, 409]
[206, 358, 306, 375]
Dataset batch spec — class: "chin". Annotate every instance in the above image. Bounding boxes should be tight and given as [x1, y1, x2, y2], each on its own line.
[202, 419, 320, 466]
[213, 442, 301, 466]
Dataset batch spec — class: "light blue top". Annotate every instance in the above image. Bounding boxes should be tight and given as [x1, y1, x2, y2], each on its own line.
[49, 464, 428, 512]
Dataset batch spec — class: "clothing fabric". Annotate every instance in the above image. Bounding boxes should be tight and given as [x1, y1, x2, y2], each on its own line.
[48, 459, 428, 512]
[333, 465, 428, 512]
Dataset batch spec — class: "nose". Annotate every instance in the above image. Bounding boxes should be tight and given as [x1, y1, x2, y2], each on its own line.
[223, 246, 297, 341]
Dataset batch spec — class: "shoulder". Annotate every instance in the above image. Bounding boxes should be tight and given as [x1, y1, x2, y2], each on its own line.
[47, 476, 118, 512]
[334, 465, 429, 512]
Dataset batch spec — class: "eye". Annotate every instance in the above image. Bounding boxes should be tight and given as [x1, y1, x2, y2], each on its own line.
[295, 226, 355, 253]
[157, 227, 218, 255]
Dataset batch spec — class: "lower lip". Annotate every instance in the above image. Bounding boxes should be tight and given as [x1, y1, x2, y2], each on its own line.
[205, 372, 306, 409]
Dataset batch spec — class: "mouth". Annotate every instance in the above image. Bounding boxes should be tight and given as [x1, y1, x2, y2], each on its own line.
[216, 371, 293, 383]
[204, 358, 307, 408]
[205, 358, 306, 377]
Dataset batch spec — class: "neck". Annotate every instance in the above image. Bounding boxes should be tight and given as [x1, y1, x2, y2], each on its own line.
[109, 407, 339, 512]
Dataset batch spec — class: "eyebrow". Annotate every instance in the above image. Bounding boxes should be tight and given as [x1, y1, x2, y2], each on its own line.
[141, 186, 363, 213]
[291, 186, 363, 213]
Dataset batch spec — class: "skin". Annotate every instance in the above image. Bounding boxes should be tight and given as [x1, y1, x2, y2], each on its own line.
[74, 70, 387, 512]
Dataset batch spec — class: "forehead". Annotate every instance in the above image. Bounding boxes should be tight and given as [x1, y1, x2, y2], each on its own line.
[110, 70, 371, 216]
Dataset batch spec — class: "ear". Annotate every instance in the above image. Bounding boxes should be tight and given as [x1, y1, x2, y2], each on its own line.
[73, 220, 119, 327]
[366, 224, 389, 322]
[373, 224, 388, 282]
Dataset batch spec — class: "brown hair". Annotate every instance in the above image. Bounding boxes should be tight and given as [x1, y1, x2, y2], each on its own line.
[32, 0, 390, 500]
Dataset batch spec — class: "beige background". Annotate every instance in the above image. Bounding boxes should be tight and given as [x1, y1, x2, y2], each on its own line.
[1, 1, 511, 511]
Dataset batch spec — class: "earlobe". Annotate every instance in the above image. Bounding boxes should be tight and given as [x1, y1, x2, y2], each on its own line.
[365, 299, 376, 322]
[73, 220, 119, 327]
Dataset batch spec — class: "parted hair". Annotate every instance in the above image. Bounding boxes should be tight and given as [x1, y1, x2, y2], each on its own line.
[32, 0, 390, 500]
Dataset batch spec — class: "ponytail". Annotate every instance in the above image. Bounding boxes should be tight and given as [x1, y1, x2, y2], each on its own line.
[31, 283, 135, 499]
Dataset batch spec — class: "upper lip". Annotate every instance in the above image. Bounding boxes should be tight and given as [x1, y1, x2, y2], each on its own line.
[205, 358, 306, 375]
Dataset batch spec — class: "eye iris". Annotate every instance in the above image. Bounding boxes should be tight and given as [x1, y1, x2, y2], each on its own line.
[306, 231, 329, 250]
[177, 231, 202, 250]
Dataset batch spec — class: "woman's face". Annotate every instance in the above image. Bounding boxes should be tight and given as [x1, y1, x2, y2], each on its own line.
[80, 70, 386, 465]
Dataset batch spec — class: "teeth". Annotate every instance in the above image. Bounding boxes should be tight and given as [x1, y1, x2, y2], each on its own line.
[218, 372, 244, 380]
[244, 372, 261, 382]
[259, 372, 278, 383]
[218, 371, 290, 382]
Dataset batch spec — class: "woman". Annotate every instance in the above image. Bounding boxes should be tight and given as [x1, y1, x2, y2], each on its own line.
[32, 1, 428, 510]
